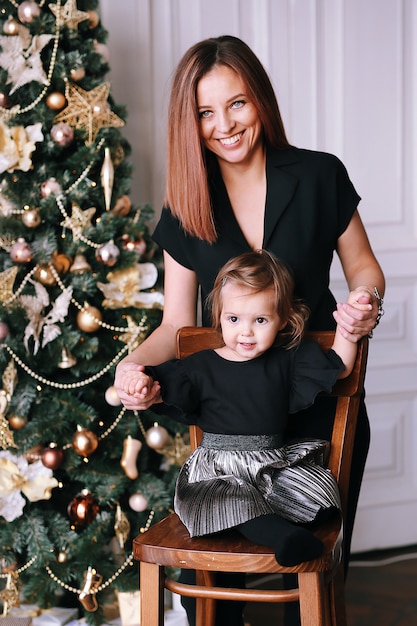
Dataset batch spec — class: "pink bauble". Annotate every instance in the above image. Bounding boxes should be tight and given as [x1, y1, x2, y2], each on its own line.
[41, 178, 62, 198]
[17, 1, 40, 23]
[70, 67, 86, 82]
[128, 492, 149, 512]
[10, 238, 33, 263]
[50, 123, 74, 147]
[145, 424, 169, 450]
[104, 385, 122, 407]
[0, 322, 10, 340]
[95, 241, 120, 266]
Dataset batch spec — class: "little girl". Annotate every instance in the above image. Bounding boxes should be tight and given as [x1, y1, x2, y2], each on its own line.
[121, 250, 364, 566]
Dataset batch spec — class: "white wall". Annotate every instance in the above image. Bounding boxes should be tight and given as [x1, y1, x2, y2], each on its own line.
[100, 0, 417, 553]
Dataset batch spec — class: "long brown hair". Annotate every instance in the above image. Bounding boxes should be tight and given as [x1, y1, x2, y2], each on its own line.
[207, 251, 309, 350]
[165, 35, 290, 243]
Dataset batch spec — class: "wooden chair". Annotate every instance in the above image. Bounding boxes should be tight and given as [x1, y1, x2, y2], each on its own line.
[133, 327, 368, 626]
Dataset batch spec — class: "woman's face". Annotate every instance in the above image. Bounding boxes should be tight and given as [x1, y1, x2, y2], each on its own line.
[196, 65, 263, 167]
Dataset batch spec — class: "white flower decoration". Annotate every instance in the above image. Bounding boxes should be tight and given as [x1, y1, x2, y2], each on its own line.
[97, 263, 164, 310]
[0, 121, 44, 174]
[0, 451, 58, 522]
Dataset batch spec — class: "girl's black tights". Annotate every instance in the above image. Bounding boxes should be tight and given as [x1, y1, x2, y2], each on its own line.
[237, 513, 324, 566]
[179, 514, 323, 625]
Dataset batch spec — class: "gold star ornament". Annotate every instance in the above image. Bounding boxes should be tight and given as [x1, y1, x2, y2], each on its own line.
[54, 82, 124, 145]
[117, 315, 149, 352]
[49, 0, 89, 30]
[60, 203, 96, 241]
[0, 266, 18, 304]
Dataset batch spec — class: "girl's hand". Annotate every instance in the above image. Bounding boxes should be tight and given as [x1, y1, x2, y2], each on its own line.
[114, 361, 161, 410]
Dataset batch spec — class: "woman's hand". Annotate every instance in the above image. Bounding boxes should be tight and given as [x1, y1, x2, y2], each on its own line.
[114, 360, 161, 410]
[333, 287, 377, 342]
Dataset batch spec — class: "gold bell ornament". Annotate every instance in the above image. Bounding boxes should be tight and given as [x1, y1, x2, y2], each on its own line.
[114, 503, 131, 549]
[70, 254, 92, 274]
[57, 346, 77, 369]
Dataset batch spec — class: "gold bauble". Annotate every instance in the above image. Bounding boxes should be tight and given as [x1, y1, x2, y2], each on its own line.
[3, 16, 20, 35]
[8, 415, 27, 430]
[76, 304, 102, 332]
[51, 251, 72, 275]
[112, 194, 131, 216]
[70, 67, 86, 82]
[87, 10, 100, 28]
[72, 427, 99, 457]
[34, 264, 56, 286]
[46, 92, 67, 111]
[22, 208, 41, 228]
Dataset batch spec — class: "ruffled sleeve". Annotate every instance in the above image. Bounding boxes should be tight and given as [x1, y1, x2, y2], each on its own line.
[289, 339, 345, 413]
[146, 359, 200, 424]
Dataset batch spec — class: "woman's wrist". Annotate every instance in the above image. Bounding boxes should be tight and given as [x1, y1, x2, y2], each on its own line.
[363, 286, 384, 338]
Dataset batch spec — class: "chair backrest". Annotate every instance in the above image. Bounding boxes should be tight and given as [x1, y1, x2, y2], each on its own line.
[176, 326, 368, 520]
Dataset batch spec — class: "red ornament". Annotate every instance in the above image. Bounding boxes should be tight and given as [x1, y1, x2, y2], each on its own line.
[41, 443, 64, 470]
[68, 490, 99, 530]
[0, 92, 12, 109]
[0, 322, 9, 340]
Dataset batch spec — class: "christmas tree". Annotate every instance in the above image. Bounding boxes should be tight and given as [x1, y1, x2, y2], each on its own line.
[0, 1, 186, 623]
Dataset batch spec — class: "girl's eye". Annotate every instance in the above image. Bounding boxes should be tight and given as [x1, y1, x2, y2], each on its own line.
[228, 316, 238, 323]
[256, 317, 267, 324]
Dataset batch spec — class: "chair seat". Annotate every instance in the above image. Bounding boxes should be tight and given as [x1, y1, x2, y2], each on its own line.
[134, 512, 342, 575]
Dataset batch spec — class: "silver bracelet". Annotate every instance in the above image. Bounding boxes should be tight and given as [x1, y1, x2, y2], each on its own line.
[368, 287, 384, 338]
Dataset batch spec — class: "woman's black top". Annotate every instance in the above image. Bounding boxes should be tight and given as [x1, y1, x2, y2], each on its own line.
[153, 146, 360, 330]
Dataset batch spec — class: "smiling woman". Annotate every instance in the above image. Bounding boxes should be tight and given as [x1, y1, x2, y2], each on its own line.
[114, 34, 384, 626]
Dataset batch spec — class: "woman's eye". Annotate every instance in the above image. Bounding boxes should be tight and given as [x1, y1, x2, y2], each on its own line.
[231, 100, 245, 109]
[199, 110, 211, 119]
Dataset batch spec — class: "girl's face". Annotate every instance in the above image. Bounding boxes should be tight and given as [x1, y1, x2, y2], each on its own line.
[218, 282, 284, 361]
[197, 65, 263, 167]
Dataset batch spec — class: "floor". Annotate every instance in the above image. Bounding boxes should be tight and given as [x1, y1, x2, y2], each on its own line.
[243, 545, 417, 625]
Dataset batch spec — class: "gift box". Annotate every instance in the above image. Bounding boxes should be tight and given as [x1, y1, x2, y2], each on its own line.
[5, 605, 78, 626]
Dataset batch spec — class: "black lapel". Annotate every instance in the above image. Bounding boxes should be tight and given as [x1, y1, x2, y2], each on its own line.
[264, 147, 300, 247]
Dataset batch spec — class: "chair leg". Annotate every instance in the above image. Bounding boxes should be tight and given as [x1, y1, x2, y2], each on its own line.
[139, 561, 165, 626]
[328, 566, 347, 626]
[298, 572, 325, 626]
[196, 570, 216, 626]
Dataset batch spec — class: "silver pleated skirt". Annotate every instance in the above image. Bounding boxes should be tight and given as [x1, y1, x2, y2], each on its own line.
[174, 433, 341, 537]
